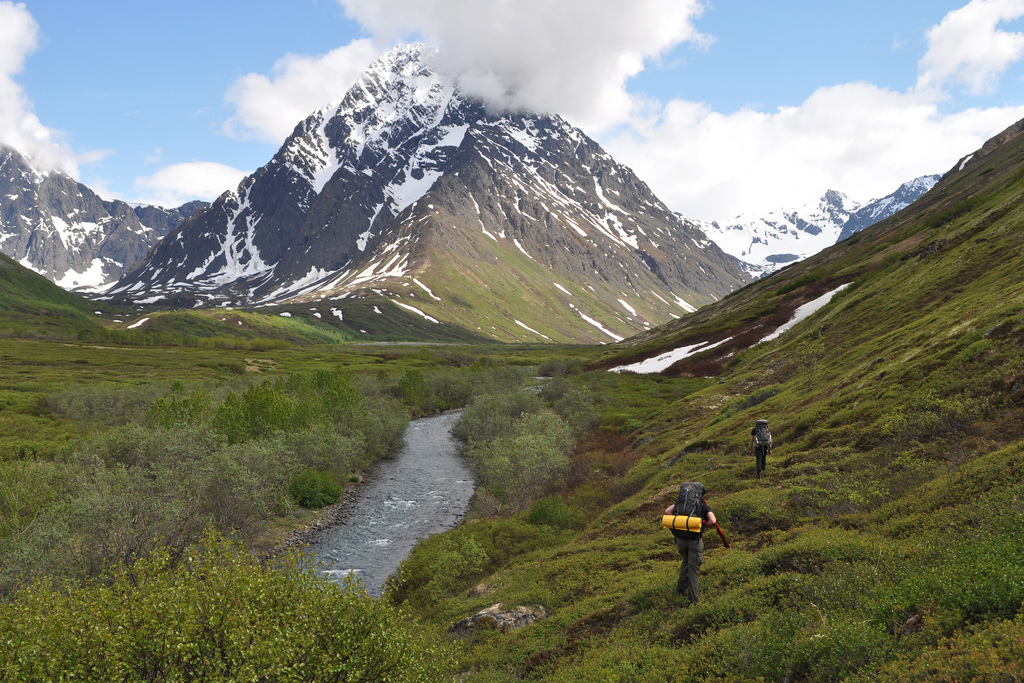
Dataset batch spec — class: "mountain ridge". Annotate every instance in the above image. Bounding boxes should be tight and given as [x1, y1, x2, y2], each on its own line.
[696, 174, 940, 276]
[0, 144, 205, 291]
[106, 44, 750, 344]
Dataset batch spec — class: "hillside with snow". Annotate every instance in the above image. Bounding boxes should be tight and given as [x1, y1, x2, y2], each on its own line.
[0, 144, 203, 290]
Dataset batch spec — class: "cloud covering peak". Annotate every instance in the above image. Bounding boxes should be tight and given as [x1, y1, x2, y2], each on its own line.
[339, 0, 711, 131]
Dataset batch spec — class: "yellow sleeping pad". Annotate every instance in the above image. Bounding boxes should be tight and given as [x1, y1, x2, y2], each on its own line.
[661, 515, 703, 532]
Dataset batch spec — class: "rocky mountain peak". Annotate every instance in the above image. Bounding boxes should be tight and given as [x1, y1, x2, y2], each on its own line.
[698, 175, 939, 276]
[105, 44, 750, 343]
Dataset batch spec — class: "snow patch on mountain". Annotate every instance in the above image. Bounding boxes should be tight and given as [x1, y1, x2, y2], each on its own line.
[760, 284, 851, 343]
[609, 337, 733, 374]
[53, 258, 108, 289]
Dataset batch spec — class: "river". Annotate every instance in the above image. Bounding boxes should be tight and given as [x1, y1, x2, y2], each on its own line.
[308, 411, 474, 595]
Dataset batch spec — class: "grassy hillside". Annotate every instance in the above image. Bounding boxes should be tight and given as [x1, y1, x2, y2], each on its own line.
[0, 253, 105, 336]
[0, 245, 490, 346]
[391, 121, 1024, 680]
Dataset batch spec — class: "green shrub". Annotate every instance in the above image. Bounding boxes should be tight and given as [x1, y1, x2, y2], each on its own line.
[867, 611, 1024, 682]
[466, 412, 574, 511]
[147, 388, 213, 428]
[289, 468, 342, 509]
[48, 383, 167, 425]
[527, 496, 584, 530]
[389, 518, 571, 609]
[549, 384, 599, 437]
[354, 393, 409, 460]
[786, 617, 897, 682]
[213, 381, 298, 444]
[421, 535, 489, 603]
[398, 369, 428, 413]
[425, 368, 478, 411]
[538, 357, 580, 377]
[275, 427, 366, 478]
[0, 533, 453, 680]
[451, 390, 543, 445]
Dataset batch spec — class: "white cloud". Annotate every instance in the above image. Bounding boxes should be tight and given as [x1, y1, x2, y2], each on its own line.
[0, 1, 78, 175]
[338, 0, 710, 132]
[223, 39, 378, 143]
[606, 84, 1024, 221]
[321, 0, 1024, 221]
[133, 162, 247, 208]
[917, 0, 1024, 95]
[606, 0, 1024, 221]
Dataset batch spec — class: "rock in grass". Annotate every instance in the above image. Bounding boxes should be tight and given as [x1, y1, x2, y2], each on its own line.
[450, 603, 549, 635]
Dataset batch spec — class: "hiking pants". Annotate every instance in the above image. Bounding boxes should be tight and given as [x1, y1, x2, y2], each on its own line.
[754, 445, 769, 478]
[675, 536, 704, 604]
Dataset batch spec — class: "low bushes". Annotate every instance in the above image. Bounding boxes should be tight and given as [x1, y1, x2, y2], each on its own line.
[2, 367, 409, 594]
[0, 533, 452, 681]
[464, 413, 574, 512]
[528, 496, 586, 530]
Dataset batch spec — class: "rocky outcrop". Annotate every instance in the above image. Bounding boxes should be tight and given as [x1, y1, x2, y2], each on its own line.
[450, 603, 550, 635]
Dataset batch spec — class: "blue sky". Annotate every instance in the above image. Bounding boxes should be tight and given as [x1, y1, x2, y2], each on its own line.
[3, 0, 1023, 221]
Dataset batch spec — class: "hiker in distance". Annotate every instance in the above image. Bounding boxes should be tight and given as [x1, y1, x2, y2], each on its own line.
[664, 482, 716, 605]
[750, 418, 772, 479]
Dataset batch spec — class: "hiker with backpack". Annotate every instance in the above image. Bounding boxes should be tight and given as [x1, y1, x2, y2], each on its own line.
[663, 481, 717, 605]
[750, 418, 772, 479]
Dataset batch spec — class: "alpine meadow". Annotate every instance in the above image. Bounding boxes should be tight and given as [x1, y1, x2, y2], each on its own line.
[3, 8, 1024, 682]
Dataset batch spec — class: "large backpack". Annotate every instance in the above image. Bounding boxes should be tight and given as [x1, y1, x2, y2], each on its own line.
[754, 419, 772, 447]
[672, 482, 705, 538]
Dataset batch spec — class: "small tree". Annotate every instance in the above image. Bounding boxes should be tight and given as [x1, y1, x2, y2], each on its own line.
[470, 413, 573, 511]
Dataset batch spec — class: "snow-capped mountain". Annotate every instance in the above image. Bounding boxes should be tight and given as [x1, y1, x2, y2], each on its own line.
[0, 144, 204, 290]
[107, 44, 749, 343]
[835, 175, 940, 242]
[697, 175, 940, 276]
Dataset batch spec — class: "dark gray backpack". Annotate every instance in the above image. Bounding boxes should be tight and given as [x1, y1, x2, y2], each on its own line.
[754, 419, 772, 447]
[672, 482, 705, 538]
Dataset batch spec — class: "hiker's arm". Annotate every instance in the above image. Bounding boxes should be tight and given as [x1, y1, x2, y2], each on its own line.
[665, 504, 676, 515]
[707, 511, 717, 525]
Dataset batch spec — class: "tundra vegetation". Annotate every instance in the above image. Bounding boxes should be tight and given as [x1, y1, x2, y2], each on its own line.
[3, 126, 1024, 680]
[0, 330, 586, 678]
[382, 132, 1024, 681]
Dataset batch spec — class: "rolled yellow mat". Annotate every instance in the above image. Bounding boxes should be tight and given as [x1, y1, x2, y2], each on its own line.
[661, 515, 703, 532]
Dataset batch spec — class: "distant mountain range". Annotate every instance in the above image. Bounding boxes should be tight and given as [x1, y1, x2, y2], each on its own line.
[2, 43, 940, 343]
[0, 144, 205, 291]
[695, 175, 940, 276]
[100, 44, 750, 343]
